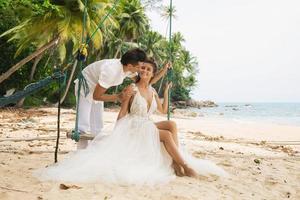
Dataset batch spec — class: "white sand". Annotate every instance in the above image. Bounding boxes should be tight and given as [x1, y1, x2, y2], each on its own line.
[0, 107, 299, 200]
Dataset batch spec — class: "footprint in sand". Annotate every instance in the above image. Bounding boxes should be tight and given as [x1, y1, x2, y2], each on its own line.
[264, 177, 278, 186]
[220, 161, 232, 167]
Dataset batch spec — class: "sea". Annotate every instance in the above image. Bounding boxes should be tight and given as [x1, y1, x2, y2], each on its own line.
[190, 103, 300, 127]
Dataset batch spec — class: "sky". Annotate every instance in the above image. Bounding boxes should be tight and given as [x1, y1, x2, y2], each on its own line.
[146, 0, 300, 102]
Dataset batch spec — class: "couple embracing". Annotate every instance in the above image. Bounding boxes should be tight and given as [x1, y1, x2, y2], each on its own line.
[35, 48, 227, 185]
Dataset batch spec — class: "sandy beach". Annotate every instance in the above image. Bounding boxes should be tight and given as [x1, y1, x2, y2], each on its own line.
[0, 107, 299, 200]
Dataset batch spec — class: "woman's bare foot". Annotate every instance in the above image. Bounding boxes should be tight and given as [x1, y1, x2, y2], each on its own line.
[183, 165, 198, 178]
[172, 162, 184, 177]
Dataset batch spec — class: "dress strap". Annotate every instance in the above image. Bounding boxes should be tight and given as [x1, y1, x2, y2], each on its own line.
[131, 83, 138, 92]
[149, 86, 156, 97]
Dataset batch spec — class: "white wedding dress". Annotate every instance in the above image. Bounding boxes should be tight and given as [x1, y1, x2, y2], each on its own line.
[35, 86, 228, 185]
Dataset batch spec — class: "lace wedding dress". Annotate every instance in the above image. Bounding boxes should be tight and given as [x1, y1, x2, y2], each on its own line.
[35, 86, 227, 185]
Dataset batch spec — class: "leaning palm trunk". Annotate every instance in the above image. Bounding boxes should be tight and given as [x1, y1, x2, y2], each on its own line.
[29, 54, 43, 81]
[0, 37, 60, 84]
[114, 47, 121, 59]
[16, 54, 44, 107]
[60, 59, 78, 104]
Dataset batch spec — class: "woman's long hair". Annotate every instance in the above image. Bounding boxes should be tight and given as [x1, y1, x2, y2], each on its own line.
[135, 57, 158, 84]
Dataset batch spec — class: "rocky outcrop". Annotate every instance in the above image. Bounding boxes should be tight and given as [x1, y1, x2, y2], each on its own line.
[173, 101, 187, 108]
[186, 99, 218, 108]
[173, 99, 218, 109]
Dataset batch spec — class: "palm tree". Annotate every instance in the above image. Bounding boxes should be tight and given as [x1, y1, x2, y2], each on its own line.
[181, 49, 198, 74]
[101, 0, 149, 58]
[155, 32, 184, 94]
[0, 0, 117, 84]
[101, 31, 124, 59]
[117, 0, 149, 42]
[139, 30, 166, 63]
[160, 4, 177, 20]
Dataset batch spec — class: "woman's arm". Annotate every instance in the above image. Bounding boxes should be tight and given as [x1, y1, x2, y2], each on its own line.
[117, 97, 131, 120]
[155, 82, 172, 114]
[150, 62, 171, 85]
[117, 85, 136, 120]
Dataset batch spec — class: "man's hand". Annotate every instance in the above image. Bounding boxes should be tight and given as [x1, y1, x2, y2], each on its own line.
[118, 84, 136, 102]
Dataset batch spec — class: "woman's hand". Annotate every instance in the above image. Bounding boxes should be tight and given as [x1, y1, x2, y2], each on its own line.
[163, 62, 172, 72]
[164, 82, 173, 94]
[157, 82, 172, 114]
[150, 62, 172, 85]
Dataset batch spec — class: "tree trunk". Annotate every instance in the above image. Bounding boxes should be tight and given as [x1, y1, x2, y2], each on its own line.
[0, 37, 60, 84]
[29, 54, 43, 81]
[60, 59, 78, 104]
[16, 54, 44, 107]
[114, 47, 121, 58]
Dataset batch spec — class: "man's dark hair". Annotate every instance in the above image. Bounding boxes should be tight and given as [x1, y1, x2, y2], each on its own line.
[120, 48, 147, 65]
[135, 57, 158, 83]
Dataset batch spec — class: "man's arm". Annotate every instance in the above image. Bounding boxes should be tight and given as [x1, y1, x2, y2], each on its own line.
[150, 62, 171, 85]
[93, 83, 136, 102]
[93, 84, 119, 102]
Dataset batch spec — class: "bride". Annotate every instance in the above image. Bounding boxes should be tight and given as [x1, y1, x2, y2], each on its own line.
[35, 58, 227, 185]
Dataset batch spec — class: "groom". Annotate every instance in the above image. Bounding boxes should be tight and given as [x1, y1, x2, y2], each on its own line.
[75, 48, 171, 149]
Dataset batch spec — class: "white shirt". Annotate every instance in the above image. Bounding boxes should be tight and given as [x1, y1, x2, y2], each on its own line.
[75, 59, 136, 101]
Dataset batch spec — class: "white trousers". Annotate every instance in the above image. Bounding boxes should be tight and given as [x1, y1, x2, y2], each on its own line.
[76, 94, 104, 149]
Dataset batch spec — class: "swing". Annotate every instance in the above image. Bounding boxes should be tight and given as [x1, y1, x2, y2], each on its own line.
[0, 72, 65, 108]
[0, 0, 174, 162]
[68, 0, 121, 142]
[69, 0, 174, 142]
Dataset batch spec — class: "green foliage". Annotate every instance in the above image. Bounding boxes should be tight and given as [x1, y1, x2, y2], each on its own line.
[0, 0, 198, 108]
[0, 0, 34, 94]
[23, 95, 46, 107]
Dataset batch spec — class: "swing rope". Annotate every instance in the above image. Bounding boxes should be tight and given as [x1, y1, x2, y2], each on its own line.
[157, 0, 174, 120]
[71, 0, 120, 142]
[54, 72, 62, 163]
[167, 0, 173, 120]
[0, 71, 66, 107]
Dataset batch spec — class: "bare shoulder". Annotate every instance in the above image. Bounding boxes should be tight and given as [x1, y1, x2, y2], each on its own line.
[151, 87, 159, 97]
